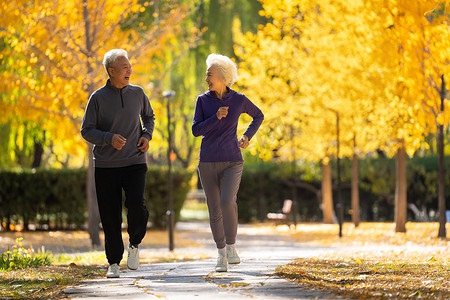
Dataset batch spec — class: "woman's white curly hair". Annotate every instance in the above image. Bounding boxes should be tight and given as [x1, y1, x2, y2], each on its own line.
[206, 53, 238, 87]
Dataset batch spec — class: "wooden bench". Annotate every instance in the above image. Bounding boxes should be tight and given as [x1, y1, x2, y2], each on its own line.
[267, 199, 296, 227]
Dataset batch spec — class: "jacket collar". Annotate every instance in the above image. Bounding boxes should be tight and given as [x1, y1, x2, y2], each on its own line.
[106, 79, 129, 94]
[206, 87, 235, 100]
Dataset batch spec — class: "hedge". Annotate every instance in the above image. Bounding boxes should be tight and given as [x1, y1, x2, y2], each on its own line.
[0, 167, 192, 230]
[1, 156, 448, 229]
[237, 161, 321, 222]
[145, 167, 192, 228]
[237, 156, 450, 223]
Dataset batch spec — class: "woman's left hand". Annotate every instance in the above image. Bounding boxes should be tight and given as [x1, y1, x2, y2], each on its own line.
[239, 135, 249, 149]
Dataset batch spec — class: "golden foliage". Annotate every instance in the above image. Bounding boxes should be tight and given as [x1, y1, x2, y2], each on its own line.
[0, 0, 199, 167]
[235, 0, 450, 162]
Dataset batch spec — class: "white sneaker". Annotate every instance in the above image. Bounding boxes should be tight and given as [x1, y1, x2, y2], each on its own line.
[215, 255, 228, 272]
[106, 263, 120, 278]
[227, 247, 240, 264]
[127, 245, 139, 270]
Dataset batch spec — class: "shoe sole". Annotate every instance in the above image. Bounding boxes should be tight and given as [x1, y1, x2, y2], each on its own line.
[227, 256, 240, 264]
[127, 264, 138, 270]
[106, 274, 120, 278]
[215, 268, 227, 272]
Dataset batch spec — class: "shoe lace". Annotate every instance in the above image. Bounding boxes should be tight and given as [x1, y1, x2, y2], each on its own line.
[128, 246, 138, 258]
[109, 264, 119, 272]
[228, 248, 237, 256]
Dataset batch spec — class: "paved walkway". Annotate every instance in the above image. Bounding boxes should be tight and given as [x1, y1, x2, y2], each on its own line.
[63, 222, 345, 299]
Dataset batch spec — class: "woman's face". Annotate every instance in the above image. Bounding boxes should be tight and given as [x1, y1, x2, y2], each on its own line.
[205, 66, 225, 92]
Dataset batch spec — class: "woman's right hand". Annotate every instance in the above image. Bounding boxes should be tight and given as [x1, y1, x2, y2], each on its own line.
[216, 106, 229, 120]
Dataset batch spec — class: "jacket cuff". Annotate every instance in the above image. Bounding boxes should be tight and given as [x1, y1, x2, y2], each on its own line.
[142, 132, 152, 141]
[106, 132, 114, 145]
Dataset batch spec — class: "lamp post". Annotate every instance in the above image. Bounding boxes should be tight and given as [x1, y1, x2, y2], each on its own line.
[335, 112, 344, 238]
[163, 90, 175, 251]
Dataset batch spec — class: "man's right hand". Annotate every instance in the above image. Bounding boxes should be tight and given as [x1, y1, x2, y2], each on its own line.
[112, 134, 127, 150]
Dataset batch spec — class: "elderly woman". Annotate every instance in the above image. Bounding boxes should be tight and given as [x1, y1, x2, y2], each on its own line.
[192, 54, 264, 272]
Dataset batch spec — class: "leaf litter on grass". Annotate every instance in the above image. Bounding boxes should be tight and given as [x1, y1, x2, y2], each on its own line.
[276, 256, 449, 299]
[0, 264, 103, 299]
[269, 222, 450, 299]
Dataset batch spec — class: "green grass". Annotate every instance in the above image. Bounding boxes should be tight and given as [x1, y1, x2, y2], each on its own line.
[0, 237, 102, 299]
[0, 252, 51, 270]
[52, 251, 106, 265]
[0, 238, 51, 271]
[180, 199, 209, 221]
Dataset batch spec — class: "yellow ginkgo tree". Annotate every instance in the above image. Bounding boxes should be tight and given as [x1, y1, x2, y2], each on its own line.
[0, 0, 201, 244]
[369, 0, 450, 236]
[235, 0, 400, 225]
[235, 0, 449, 238]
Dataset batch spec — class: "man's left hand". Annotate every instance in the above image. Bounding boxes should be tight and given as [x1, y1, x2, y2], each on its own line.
[137, 136, 149, 152]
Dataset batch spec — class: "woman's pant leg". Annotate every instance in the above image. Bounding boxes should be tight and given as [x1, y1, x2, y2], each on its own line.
[95, 167, 124, 265]
[220, 162, 243, 245]
[199, 161, 244, 248]
[198, 162, 226, 249]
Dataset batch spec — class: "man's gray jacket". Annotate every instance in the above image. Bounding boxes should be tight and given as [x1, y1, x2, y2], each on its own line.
[81, 79, 155, 168]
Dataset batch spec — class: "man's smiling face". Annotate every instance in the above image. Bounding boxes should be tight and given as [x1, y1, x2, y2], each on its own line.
[109, 56, 132, 88]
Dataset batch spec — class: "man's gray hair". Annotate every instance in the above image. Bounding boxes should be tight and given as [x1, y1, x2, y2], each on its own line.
[103, 49, 128, 74]
[206, 53, 238, 87]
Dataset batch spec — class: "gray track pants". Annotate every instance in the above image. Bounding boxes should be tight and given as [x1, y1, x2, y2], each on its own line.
[198, 161, 244, 249]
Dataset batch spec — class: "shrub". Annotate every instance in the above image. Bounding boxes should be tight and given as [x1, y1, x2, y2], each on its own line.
[237, 161, 321, 222]
[145, 167, 193, 228]
[0, 169, 87, 230]
[237, 156, 450, 223]
[0, 167, 192, 230]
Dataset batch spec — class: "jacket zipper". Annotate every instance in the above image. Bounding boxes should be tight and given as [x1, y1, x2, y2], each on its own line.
[120, 89, 124, 108]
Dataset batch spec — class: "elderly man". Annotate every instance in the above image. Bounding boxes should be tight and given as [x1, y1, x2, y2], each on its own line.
[81, 49, 155, 278]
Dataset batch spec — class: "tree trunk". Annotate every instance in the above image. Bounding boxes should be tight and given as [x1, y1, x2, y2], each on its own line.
[87, 143, 100, 246]
[258, 159, 265, 223]
[351, 153, 360, 227]
[22, 211, 29, 231]
[438, 74, 447, 238]
[6, 215, 11, 231]
[394, 145, 407, 233]
[322, 160, 335, 224]
[82, 0, 100, 246]
[31, 138, 44, 169]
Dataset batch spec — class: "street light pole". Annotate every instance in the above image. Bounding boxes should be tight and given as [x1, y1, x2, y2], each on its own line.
[163, 90, 175, 251]
[336, 112, 344, 238]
